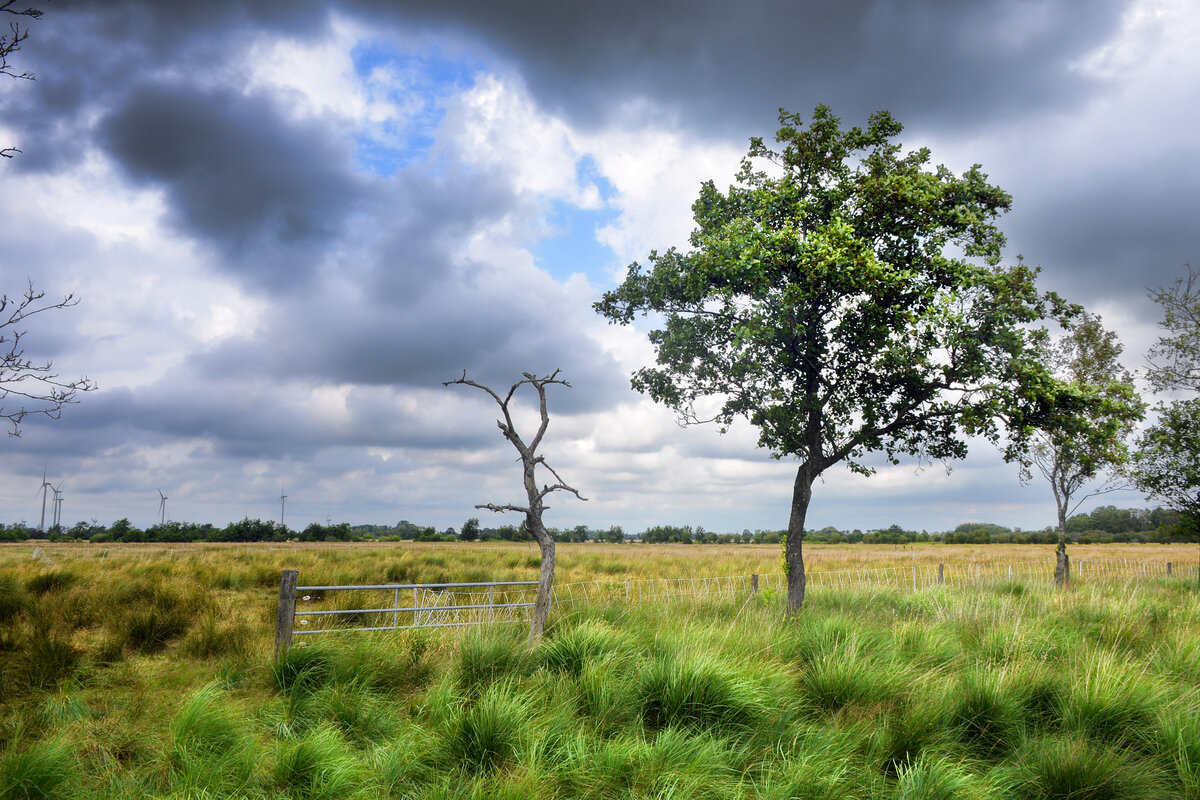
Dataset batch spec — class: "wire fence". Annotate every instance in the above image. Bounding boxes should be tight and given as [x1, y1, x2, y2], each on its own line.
[274, 556, 1198, 653]
[547, 557, 1199, 608]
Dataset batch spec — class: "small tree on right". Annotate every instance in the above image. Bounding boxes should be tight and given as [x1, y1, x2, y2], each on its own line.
[1133, 265, 1200, 583]
[1024, 313, 1144, 586]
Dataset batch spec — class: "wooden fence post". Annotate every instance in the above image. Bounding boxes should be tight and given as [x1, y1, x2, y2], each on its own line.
[937, 563, 944, 585]
[275, 569, 299, 661]
[750, 573, 759, 594]
[1167, 561, 1172, 576]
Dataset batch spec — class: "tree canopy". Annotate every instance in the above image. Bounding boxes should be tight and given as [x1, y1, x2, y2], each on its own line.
[1025, 313, 1144, 584]
[596, 105, 1076, 611]
[1135, 265, 1200, 533]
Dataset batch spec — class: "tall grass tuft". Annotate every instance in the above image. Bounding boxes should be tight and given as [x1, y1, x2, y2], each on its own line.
[181, 608, 252, 660]
[539, 621, 623, 676]
[165, 684, 255, 797]
[894, 754, 983, 800]
[24, 570, 78, 596]
[1004, 735, 1160, 800]
[798, 647, 899, 716]
[946, 669, 1023, 760]
[273, 725, 364, 800]
[1063, 656, 1163, 748]
[438, 682, 530, 773]
[871, 698, 949, 775]
[636, 653, 761, 733]
[455, 630, 531, 695]
[0, 574, 27, 624]
[309, 680, 398, 746]
[19, 626, 82, 691]
[273, 644, 335, 697]
[0, 738, 74, 800]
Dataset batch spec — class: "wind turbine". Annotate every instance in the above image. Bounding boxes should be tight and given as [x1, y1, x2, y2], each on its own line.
[157, 489, 168, 526]
[51, 482, 63, 530]
[280, 486, 288, 529]
[37, 467, 52, 531]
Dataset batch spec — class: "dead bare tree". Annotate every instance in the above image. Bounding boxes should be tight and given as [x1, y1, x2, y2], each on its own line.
[2, 281, 96, 436]
[1, 2, 43, 158]
[444, 369, 586, 640]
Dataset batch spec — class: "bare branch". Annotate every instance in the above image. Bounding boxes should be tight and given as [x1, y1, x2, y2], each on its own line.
[475, 503, 530, 515]
[445, 368, 584, 640]
[1, 280, 96, 436]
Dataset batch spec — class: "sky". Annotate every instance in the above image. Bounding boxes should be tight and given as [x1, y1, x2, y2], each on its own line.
[0, 0, 1196, 535]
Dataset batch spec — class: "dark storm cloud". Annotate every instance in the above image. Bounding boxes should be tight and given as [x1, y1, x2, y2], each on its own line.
[362, 0, 1130, 136]
[99, 83, 366, 286]
[1003, 148, 1200, 303]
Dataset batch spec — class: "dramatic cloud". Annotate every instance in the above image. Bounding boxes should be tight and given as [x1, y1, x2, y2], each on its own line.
[0, 0, 1195, 534]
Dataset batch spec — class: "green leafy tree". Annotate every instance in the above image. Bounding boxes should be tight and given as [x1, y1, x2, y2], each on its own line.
[596, 105, 1074, 611]
[1146, 264, 1199, 393]
[1024, 313, 1145, 585]
[459, 517, 480, 542]
[1132, 400, 1200, 571]
[1134, 266, 1200, 583]
[601, 525, 625, 543]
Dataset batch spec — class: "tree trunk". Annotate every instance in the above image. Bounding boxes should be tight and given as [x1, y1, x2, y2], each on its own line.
[1054, 503, 1070, 587]
[786, 464, 815, 613]
[528, 515, 556, 641]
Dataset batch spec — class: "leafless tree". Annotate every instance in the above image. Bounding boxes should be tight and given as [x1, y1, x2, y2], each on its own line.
[1, 1, 42, 158]
[444, 369, 586, 640]
[2, 281, 96, 436]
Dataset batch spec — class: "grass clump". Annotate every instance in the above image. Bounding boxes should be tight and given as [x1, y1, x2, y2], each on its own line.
[180, 608, 252, 660]
[0, 738, 74, 800]
[24, 570, 78, 596]
[798, 647, 899, 716]
[438, 682, 530, 773]
[164, 684, 256, 797]
[274, 725, 364, 800]
[946, 669, 1023, 760]
[894, 754, 985, 800]
[272, 644, 336, 696]
[455, 630, 532, 695]
[1003, 735, 1160, 800]
[539, 621, 623, 676]
[636, 653, 761, 733]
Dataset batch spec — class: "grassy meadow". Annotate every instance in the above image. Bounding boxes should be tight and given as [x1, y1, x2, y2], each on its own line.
[1, 541, 1199, 799]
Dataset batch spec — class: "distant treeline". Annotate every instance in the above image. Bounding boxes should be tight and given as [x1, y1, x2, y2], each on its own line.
[1, 505, 1192, 544]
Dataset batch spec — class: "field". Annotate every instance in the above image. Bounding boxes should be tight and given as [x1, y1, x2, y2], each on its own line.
[2, 541, 1199, 799]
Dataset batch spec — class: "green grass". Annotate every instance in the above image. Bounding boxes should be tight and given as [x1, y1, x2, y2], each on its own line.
[1, 546, 1199, 799]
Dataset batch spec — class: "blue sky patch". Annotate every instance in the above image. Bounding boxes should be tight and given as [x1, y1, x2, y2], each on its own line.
[533, 156, 620, 284]
[349, 41, 480, 176]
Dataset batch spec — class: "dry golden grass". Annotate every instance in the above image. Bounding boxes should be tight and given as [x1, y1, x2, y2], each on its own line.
[3, 539, 1195, 583]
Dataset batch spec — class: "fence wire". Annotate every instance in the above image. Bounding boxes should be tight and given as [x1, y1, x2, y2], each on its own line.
[549, 558, 1197, 608]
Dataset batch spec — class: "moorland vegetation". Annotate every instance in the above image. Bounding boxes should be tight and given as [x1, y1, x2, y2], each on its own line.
[1, 543, 1199, 799]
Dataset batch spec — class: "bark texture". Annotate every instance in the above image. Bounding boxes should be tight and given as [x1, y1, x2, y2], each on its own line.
[786, 465, 815, 613]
